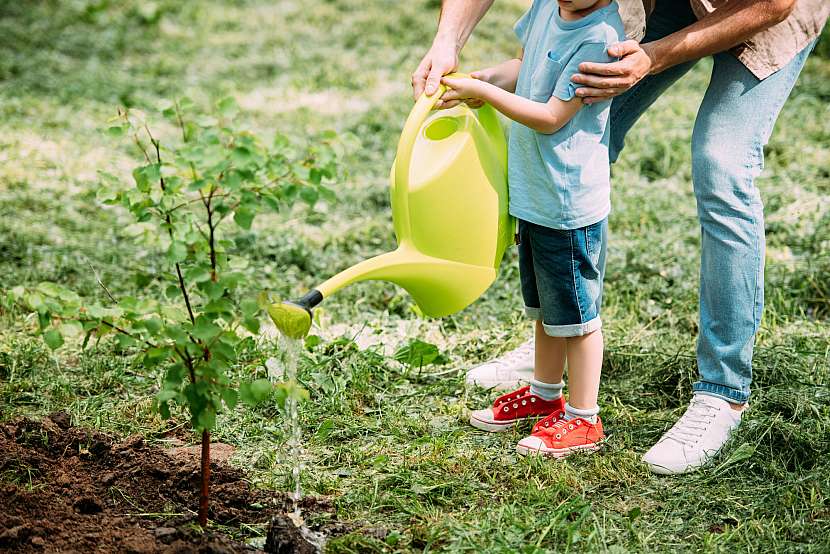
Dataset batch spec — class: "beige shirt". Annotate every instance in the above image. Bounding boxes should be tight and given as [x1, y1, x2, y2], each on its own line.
[618, 0, 829, 80]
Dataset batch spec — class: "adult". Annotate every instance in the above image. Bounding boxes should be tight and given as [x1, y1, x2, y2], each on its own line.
[413, 0, 828, 474]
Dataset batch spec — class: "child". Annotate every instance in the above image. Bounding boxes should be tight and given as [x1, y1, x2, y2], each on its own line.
[441, 0, 624, 457]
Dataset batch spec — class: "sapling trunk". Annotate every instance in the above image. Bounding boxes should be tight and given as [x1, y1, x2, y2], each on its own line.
[199, 429, 210, 527]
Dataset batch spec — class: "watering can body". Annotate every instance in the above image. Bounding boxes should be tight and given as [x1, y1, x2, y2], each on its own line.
[269, 76, 513, 335]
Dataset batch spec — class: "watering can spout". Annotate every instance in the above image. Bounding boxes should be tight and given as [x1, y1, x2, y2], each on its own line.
[268, 74, 512, 339]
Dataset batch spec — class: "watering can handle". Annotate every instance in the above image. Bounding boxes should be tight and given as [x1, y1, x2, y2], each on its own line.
[393, 73, 470, 213]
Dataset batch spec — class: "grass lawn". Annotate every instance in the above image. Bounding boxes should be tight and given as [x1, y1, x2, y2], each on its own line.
[1, 1, 829, 552]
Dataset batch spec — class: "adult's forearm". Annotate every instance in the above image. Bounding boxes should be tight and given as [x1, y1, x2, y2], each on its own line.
[433, 0, 495, 53]
[647, 0, 795, 74]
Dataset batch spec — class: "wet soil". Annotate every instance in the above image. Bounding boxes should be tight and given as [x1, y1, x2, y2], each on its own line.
[0, 413, 341, 553]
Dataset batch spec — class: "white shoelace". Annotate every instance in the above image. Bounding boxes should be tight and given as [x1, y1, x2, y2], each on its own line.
[663, 396, 720, 447]
[491, 339, 534, 368]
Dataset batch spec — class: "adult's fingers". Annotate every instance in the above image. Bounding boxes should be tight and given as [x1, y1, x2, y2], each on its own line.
[571, 73, 631, 89]
[576, 60, 627, 77]
[425, 63, 447, 97]
[574, 87, 621, 101]
[607, 39, 641, 58]
[411, 57, 432, 100]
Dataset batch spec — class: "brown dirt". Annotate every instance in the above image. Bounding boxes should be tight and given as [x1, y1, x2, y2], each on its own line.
[0, 413, 342, 553]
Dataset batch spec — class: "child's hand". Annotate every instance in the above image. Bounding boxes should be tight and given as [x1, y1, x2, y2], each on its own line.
[440, 74, 488, 109]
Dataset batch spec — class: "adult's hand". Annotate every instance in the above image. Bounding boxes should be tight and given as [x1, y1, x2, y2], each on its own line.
[411, 38, 459, 107]
[572, 40, 654, 104]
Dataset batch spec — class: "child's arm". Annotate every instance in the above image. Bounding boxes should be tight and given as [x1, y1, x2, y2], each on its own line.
[441, 75, 581, 135]
[440, 53, 523, 109]
[471, 55, 523, 93]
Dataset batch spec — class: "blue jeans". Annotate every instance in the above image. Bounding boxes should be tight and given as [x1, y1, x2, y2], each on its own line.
[608, 0, 817, 404]
[518, 218, 608, 337]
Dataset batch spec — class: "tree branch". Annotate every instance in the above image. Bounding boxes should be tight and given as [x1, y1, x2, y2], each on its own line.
[144, 131, 197, 326]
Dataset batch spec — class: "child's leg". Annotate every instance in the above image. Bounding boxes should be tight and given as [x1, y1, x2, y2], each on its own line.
[534, 320, 566, 383]
[531, 320, 566, 401]
[467, 221, 567, 433]
[565, 329, 603, 410]
[515, 219, 607, 456]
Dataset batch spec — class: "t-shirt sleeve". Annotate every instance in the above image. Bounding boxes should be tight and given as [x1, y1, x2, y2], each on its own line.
[513, 3, 536, 47]
[552, 42, 615, 101]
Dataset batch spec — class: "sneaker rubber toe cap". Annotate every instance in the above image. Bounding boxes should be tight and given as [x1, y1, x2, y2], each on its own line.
[642, 440, 694, 475]
[516, 436, 548, 456]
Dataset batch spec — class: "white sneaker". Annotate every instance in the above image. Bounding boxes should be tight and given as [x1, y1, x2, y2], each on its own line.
[465, 340, 534, 390]
[642, 393, 745, 475]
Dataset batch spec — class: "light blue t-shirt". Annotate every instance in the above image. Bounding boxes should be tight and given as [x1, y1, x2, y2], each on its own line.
[508, 1, 624, 230]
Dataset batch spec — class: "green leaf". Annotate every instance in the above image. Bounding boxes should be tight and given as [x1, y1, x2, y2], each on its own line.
[43, 328, 64, 350]
[164, 364, 188, 387]
[142, 317, 163, 334]
[221, 388, 238, 410]
[196, 406, 216, 431]
[200, 281, 225, 300]
[393, 339, 444, 369]
[222, 171, 242, 191]
[315, 419, 335, 441]
[240, 298, 260, 318]
[299, 186, 319, 205]
[304, 335, 322, 349]
[218, 272, 243, 290]
[718, 443, 755, 470]
[216, 96, 239, 118]
[210, 341, 237, 362]
[233, 207, 254, 230]
[242, 317, 260, 334]
[157, 400, 171, 419]
[184, 265, 212, 283]
[203, 297, 234, 315]
[156, 389, 179, 403]
[36, 282, 66, 298]
[192, 317, 222, 342]
[167, 241, 188, 262]
[239, 379, 272, 406]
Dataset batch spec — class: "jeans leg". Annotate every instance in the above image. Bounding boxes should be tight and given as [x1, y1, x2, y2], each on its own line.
[691, 42, 817, 404]
[609, 0, 698, 162]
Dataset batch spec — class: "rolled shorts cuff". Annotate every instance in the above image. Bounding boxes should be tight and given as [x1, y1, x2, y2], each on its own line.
[524, 306, 542, 320]
[542, 317, 602, 338]
[693, 381, 750, 405]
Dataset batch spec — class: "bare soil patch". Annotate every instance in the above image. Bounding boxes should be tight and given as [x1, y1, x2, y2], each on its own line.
[0, 413, 341, 553]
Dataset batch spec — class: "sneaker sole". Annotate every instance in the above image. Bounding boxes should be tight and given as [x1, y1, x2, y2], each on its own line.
[644, 459, 705, 475]
[516, 441, 602, 458]
[469, 414, 543, 433]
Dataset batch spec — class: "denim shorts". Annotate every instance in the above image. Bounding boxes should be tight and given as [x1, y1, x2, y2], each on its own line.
[517, 218, 607, 337]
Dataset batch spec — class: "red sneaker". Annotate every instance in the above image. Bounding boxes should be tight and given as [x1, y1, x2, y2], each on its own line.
[531, 409, 567, 434]
[516, 416, 605, 458]
[469, 385, 565, 432]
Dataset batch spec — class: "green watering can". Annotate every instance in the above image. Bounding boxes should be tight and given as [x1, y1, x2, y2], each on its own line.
[269, 75, 513, 338]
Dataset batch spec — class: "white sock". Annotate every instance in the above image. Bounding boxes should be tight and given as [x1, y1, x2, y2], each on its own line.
[529, 378, 564, 401]
[564, 402, 599, 424]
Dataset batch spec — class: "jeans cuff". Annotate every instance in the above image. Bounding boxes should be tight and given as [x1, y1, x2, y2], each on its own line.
[524, 306, 542, 320]
[693, 381, 750, 404]
[542, 317, 602, 337]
